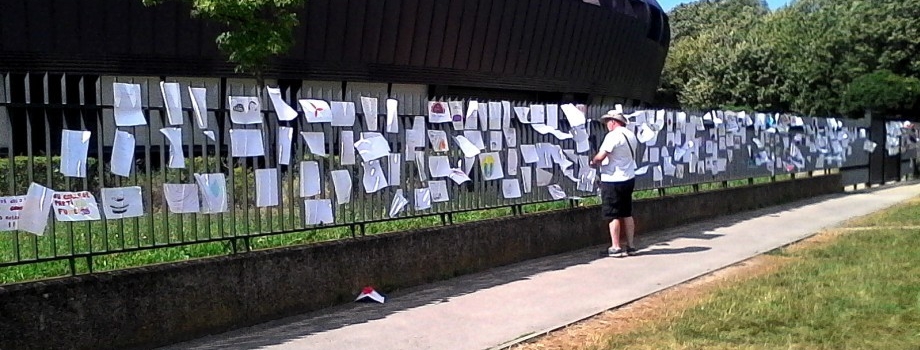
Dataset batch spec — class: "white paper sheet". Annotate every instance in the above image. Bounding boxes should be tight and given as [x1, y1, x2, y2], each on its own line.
[194, 173, 228, 214]
[304, 199, 334, 225]
[635, 165, 649, 176]
[429, 180, 449, 202]
[449, 101, 465, 130]
[477, 102, 489, 131]
[331, 170, 353, 205]
[60, 130, 91, 178]
[113, 82, 146, 126]
[266, 86, 299, 121]
[428, 156, 452, 178]
[546, 104, 559, 130]
[561, 104, 586, 127]
[300, 161, 321, 197]
[520, 144, 539, 163]
[488, 102, 502, 130]
[228, 96, 262, 124]
[299, 99, 333, 123]
[99, 186, 144, 219]
[571, 126, 590, 153]
[51, 191, 101, 222]
[428, 130, 450, 152]
[159, 128, 186, 168]
[462, 131, 486, 150]
[514, 106, 531, 124]
[530, 104, 545, 124]
[465, 101, 480, 130]
[531, 123, 573, 140]
[341, 130, 356, 165]
[454, 135, 482, 158]
[301, 131, 328, 157]
[354, 134, 391, 162]
[429, 101, 451, 123]
[188, 87, 208, 129]
[388, 153, 402, 186]
[386, 98, 399, 133]
[502, 179, 522, 199]
[535, 168, 553, 186]
[521, 166, 533, 193]
[502, 101, 512, 129]
[110, 130, 135, 177]
[0, 196, 25, 231]
[507, 148, 519, 176]
[160, 82, 184, 126]
[489, 131, 504, 151]
[229, 129, 265, 157]
[278, 126, 294, 165]
[414, 188, 432, 211]
[17, 183, 53, 235]
[163, 183, 199, 214]
[360, 97, 379, 130]
[463, 156, 476, 175]
[362, 160, 388, 193]
[415, 151, 429, 182]
[255, 168, 279, 207]
[448, 168, 471, 184]
[478, 152, 504, 180]
[547, 184, 566, 200]
[503, 127, 518, 148]
[331, 101, 356, 126]
[203, 130, 216, 141]
[389, 189, 409, 218]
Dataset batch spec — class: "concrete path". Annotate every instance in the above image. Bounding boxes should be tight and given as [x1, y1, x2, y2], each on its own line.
[161, 182, 920, 350]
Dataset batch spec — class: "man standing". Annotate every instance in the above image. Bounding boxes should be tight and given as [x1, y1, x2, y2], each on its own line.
[590, 110, 638, 257]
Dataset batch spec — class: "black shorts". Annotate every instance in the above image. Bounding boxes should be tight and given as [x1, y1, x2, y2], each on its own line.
[600, 179, 635, 220]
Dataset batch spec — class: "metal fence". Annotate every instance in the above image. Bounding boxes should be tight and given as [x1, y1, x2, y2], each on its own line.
[0, 72, 893, 279]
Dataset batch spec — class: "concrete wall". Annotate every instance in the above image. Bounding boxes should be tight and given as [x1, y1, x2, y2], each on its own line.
[0, 174, 841, 350]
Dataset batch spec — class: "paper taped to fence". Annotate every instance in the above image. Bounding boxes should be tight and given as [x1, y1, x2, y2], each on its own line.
[230, 129, 265, 157]
[0, 195, 25, 232]
[113, 82, 146, 126]
[266, 86, 298, 121]
[52, 191, 101, 222]
[255, 168, 279, 207]
[160, 82, 184, 125]
[17, 183, 54, 235]
[160, 128, 186, 168]
[299, 99, 333, 123]
[101, 187, 144, 219]
[60, 130, 91, 178]
[228, 96, 262, 124]
[111, 130, 136, 177]
[331, 170, 353, 205]
[305, 199, 334, 225]
[189, 87, 208, 129]
[194, 173, 228, 214]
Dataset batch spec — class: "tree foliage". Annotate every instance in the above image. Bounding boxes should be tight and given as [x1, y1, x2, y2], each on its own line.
[661, 0, 920, 118]
[143, 0, 305, 83]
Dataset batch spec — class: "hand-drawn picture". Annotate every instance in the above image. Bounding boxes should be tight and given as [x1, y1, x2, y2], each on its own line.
[101, 187, 144, 219]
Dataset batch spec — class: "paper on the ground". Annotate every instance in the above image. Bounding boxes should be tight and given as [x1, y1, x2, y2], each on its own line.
[465, 100, 480, 129]
[304, 199, 334, 225]
[488, 102, 502, 130]
[360, 96, 378, 130]
[331, 101, 356, 127]
[0, 196, 25, 231]
[255, 168, 279, 207]
[17, 183, 54, 235]
[448, 168, 471, 184]
[163, 183, 200, 214]
[414, 188, 432, 211]
[429, 101, 451, 123]
[228, 96, 262, 124]
[331, 170, 353, 205]
[388, 153, 402, 187]
[194, 173, 228, 214]
[362, 159, 388, 193]
[502, 179, 522, 199]
[561, 104, 586, 127]
[535, 168, 553, 186]
[160, 128, 186, 168]
[300, 161, 321, 197]
[385, 98, 399, 133]
[389, 189, 409, 218]
[229, 129, 265, 157]
[60, 130, 91, 178]
[160, 82, 184, 126]
[502, 101, 512, 129]
[341, 130, 356, 165]
[507, 148, 519, 176]
[514, 106, 531, 124]
[188, 87, 208, 129]
[299, 99, 333, 123]
[521, 166, 533, 193]
[429, 180, 449, 202]
[462, 131, 486, 150]
[478, 152, 504, 180]
[489, 131, 504, 151]
[530, 104, 545, 124]
[503, 127, 518, 148]
[520, 144, 539, 163]
[428, 156, 452, 178]
[301, 132, 328, 157]
[449, 101, 465, 130]
[546, 104, 559, 129]
[547, 184, 566, 200]
[278, 126, 294, 165]
[355, 134, 390, 162]
[266, 86, 298, 121]
[110, 130, 135, 177]
[428, 130, 449, 152]
[113, 82, 146, 126]
[100, 186, 144, 219]
[454, 135, 482, 158]
[51, 191, 101, 222]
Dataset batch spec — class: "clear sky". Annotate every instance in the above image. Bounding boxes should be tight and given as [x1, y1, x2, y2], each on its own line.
[657, 0, 791, 12]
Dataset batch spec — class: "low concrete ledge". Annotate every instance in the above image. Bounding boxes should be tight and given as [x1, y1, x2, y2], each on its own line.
[0, 174, 841, 350]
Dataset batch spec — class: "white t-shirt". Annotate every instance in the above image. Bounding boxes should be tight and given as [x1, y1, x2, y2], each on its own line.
[599, 127, 638, 182]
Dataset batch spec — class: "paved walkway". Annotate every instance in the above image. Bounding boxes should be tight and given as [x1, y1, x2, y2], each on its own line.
[161, 182, 920, 350]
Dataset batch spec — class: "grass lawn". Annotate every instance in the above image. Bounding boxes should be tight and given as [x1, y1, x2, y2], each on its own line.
[599, 197, 920, 350]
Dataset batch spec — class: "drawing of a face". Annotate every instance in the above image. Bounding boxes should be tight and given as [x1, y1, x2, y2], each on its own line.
[248, 100, 259, 112]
